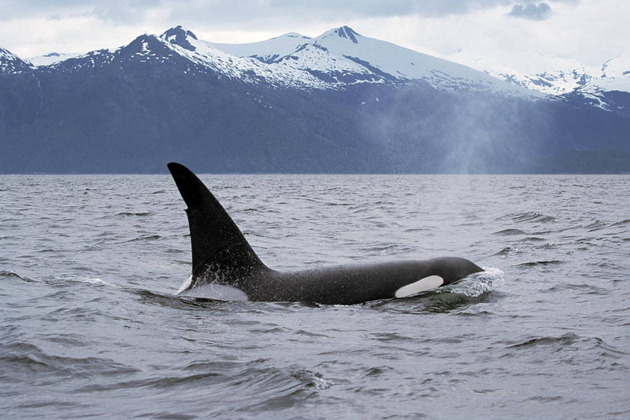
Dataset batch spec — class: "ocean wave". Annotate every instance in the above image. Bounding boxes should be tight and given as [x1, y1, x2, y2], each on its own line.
[126, 235, 162, 242]
[517, 260, 563, 267]
[493, 228, 527, 236]
[499, 212, 556, 223]
[116, 212, 152, 217]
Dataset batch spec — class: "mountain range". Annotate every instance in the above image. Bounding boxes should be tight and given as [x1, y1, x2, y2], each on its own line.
[1, 25, 629, 173]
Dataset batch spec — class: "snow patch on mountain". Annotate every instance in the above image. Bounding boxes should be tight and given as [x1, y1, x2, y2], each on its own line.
[578, 58, 630, 111]
[591, 56, 630, 92]
[28, 52, 81, 67]
[274, 43, 379, 85]
[49, 48, 118, 72]
[209, 32, 312, 64]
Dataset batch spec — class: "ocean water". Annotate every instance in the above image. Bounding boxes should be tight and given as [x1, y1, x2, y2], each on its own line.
[1, 174, 629, 419]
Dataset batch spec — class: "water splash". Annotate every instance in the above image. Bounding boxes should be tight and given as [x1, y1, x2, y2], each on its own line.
[442, 267, 504, 297]
[176, 275, 193, 294]
[55, 275, 121, 288]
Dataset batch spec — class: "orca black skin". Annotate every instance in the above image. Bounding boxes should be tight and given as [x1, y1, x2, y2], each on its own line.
[167, 162, 483, 305]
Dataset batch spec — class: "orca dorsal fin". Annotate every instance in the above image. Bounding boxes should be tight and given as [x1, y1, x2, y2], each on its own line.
[167, 162, 266, 279]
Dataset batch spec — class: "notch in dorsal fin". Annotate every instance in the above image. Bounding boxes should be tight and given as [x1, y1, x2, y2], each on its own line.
[167, 162, 266, 279]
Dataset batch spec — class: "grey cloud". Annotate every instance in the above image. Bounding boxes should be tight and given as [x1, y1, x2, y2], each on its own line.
[162, 0, 522, 31]
[1, 0, 574, 28]
[2, 0, 516, 24]
[508, 2, 552, 20]
[169, 0, 515, 22]
[0, 0, 159, 23]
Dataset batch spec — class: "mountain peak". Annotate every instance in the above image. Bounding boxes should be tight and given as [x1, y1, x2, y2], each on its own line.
[161, 26, 198, 51]
[1, 46, 33, 74]
[317, 26, 361, 44]
[332, 26, 360, 43]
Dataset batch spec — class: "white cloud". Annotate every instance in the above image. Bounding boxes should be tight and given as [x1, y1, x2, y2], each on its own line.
[360, 0, 629, 70]
[0, 16, 144, 57]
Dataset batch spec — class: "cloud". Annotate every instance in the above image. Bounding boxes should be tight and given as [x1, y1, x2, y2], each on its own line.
[508, 2, 552, 20]
[0, 1, 519, 24]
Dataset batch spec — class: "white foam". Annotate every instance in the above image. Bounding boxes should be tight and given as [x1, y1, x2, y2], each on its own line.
[445, 267, 505, 297]
[60, 276, 120, 288]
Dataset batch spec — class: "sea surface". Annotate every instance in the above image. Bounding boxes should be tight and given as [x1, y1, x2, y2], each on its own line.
[1, 174, 629, 419]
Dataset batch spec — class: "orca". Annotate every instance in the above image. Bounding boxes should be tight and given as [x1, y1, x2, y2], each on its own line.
[167, 162, 483, 305]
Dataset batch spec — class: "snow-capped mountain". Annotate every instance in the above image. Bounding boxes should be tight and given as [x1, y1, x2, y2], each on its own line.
[455, 52, 630, 111]
[579, 57, 630, 109]
[1, 25, 629, 174]
[495, 65, 592, 96]
[0, 46, 33, 74]
[6, 26, 628, 104]
[158, 26, 329, 89]
[23, 25, 532, 95]
[209, 26, 532, 95]
[32, 26, 329, 89]
[455, 53, 592, 95]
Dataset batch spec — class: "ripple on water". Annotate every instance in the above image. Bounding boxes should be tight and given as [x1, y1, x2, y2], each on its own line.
[0, 341, 140, 380]
[116, 212, 153, 217]
[506, 333, 579, 349]
[0, 270, 36, 283]
[610, 219, 630, 227]
[499, 212, 556, 223]
[517, 260, 564, 267]
[493, 228, 527, 236]
[499, 333, 630, 373]
[126, 235, 162, 242]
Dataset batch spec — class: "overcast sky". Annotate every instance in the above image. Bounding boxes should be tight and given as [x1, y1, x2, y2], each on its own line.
[0, 0, 627, 73]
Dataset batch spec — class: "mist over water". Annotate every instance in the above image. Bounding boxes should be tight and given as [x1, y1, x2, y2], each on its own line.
[1, 174, 629, 419]
[357, 85, 558, 174]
